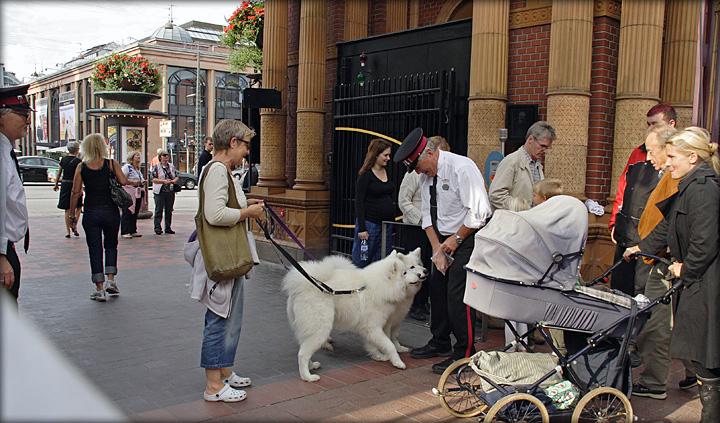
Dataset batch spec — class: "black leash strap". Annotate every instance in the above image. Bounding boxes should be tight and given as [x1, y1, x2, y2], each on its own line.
[538, 250, 584, 285]
[255, 206, 365, 296]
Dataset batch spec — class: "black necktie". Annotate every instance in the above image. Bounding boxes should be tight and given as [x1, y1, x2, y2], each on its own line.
[9, 148, 20, 177]
[9, 147, 29, 252]
[430, 175, 441, 237]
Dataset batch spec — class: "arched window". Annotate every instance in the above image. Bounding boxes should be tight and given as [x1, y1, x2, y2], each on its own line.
[167, 67, 207, 143]
[215, 72, 249, 124]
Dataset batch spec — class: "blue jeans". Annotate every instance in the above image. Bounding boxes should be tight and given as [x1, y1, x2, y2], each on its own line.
[82, 206, 120, 283]
[351, 219, 393, 268]
[201, 278, 245, 369]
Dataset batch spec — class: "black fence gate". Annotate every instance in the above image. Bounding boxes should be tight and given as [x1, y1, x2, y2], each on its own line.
[330, 69, 460, 255]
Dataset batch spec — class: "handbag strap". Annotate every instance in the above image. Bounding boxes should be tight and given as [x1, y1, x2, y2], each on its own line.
[197, 161, 242, 226]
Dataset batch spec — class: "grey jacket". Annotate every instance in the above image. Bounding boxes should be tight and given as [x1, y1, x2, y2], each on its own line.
[488, 147, 543, 212]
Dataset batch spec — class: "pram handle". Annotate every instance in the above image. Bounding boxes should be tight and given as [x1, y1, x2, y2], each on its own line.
[587, 252, 672, 287]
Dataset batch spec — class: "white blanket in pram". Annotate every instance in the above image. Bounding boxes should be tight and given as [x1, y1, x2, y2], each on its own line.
[469, 351, 564, 393]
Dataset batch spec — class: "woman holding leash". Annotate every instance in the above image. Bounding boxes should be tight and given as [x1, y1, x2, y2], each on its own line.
[197, 119, 264, 403]
[625, 127, 720, 422]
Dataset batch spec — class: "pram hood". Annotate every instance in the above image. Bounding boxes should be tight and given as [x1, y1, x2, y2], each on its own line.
[466, 195, 588, 291]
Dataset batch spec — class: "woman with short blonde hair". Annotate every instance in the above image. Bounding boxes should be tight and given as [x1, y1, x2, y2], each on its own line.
[70, 133, 136, 301]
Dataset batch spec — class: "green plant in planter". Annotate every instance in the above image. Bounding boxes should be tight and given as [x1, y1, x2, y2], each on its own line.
[91, 53, 162, 94]
[223, 1, 264, 73]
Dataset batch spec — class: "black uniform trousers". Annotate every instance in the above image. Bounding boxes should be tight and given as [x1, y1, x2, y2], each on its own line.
[5, 241, 20, 299]
[428, 235, 476, 359]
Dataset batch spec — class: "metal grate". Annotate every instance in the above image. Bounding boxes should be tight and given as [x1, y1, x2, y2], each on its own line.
[330, 70, 457, 256]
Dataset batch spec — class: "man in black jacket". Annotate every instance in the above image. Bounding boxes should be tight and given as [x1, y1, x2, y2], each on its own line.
[197, 136, 213, 178]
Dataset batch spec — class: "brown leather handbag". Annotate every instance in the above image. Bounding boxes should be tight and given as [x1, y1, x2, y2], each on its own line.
[195, 162, 253, 281]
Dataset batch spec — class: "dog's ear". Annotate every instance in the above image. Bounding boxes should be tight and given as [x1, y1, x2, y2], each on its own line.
[412, 247, 421, 257]
[389, 250, 397, 257]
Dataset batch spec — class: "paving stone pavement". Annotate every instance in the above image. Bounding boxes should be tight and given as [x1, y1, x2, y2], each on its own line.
[16, 198, 702, 422]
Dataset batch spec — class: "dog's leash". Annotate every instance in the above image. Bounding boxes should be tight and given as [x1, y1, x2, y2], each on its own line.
[256, 202, 365, 296]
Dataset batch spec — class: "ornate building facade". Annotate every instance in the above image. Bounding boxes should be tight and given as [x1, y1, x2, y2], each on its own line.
[253, 0, 719, 278]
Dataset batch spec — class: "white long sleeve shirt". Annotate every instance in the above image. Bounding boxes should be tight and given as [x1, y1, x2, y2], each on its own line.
[0, 133, 28, 255]
[420, 151, 492, 235]
[398, 171, 422, 225]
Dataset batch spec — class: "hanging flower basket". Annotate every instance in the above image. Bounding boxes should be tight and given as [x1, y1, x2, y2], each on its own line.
[223, 1, 264, 72]
[91, 53, 162, 94]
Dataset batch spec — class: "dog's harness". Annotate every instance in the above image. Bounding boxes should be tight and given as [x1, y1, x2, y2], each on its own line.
[256, 202, 366, 296]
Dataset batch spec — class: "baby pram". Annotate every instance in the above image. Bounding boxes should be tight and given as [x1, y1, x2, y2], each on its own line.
[433, 195, 683, 422]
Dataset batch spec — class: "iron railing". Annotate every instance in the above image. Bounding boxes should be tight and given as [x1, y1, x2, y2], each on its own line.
[331, 70, 457, 255]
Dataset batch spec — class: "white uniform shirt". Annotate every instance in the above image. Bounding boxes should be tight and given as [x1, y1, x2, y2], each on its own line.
[0, 133, 29, 255]
[420, 151, 492, 235]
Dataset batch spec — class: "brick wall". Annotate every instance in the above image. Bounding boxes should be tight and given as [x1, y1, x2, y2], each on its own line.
[585, 16, 619, 203]
[286, 0, 300, 185]
[508, 24, 550, 121]
[417, 0, 446, 27]
[369, 0, 387, 35]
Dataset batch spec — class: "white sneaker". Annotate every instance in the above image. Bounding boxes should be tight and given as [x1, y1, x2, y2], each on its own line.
[90, 290, 107, 302]
[121, 234, 132, 239]
[105, 280, 119, 295]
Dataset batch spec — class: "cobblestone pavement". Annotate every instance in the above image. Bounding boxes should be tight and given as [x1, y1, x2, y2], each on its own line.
[16, 187, 701, 422]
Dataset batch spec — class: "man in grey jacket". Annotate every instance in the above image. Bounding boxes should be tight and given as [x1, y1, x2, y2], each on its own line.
[489, 121, 556, 212]
[488, 121, 556, 349]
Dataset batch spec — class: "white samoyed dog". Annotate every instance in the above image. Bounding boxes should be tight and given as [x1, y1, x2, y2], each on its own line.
[282, 248, 428, 382]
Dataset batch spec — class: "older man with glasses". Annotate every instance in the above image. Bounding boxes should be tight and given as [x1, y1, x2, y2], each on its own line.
[489, 120, 556, 350]
[0, 85, 33, 302]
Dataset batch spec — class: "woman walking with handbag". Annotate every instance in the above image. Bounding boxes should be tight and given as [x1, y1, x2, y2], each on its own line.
[151, 150, 179, 235]
[69, 133, 137, 301]
[196, 119, 264, 403]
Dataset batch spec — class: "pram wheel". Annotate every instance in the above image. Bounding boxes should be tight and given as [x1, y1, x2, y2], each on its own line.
[483, 393, 549, 423]
[571, 387, 633, 423]
[436, 357, 487, 418]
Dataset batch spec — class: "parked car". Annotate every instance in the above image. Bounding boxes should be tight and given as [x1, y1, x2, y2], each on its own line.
[177, 172, 197, 190]
[17, 156, 60, 183]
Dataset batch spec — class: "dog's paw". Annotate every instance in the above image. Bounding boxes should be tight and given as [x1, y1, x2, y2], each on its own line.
[311, 361, 322, 370]
[391, 359, 406, 370]
[370, 352, 389, 362]
[321, 341, 334, 352]
[395, 345, 410, 353]
[302, 374, 320, 382]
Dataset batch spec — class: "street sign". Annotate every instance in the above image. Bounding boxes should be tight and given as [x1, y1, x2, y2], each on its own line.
[159, 120, 172, 138]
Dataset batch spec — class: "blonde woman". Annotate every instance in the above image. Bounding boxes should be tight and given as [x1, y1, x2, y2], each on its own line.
[625, 127, 720, 422]
[53, 141, 82, 238]
[70, 134, 136, 302]
[121, 151, 145, 238]
[197, 119, 265, 403]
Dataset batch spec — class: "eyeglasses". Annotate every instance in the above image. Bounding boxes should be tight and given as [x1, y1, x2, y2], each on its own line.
[12, 110, 32, 119]
[233, 137, 250, 147]
[533, 137, 552, 150]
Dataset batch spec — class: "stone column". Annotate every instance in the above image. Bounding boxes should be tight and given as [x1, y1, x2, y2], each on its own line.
[344, 0, 368, 40]
[466, 0, 509, 169]
[611, 1, 665, 194]
[544, 0, 593, 197]
[386, 0, 408, 33]
[258, 0, 289, 190]
[661, 0, 699, 127]
[293, 0, 327, 191]
[409, 0, 420, 29]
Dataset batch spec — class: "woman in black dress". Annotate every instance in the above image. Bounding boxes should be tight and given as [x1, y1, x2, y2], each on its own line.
[53, 141, 82, 238]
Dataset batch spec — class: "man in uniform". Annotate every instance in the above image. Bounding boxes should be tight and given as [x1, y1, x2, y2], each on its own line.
[394, 128, 492, 374]
[0, 85, 32, 301]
